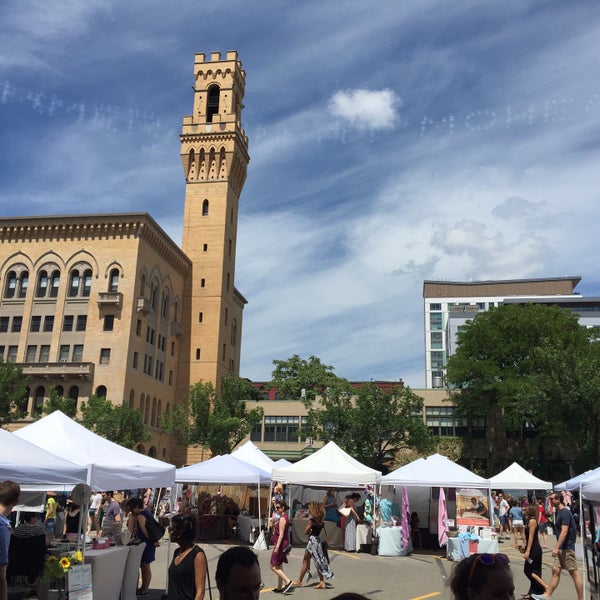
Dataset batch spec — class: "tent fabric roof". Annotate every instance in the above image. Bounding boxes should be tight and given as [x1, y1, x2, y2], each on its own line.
[271, 441, 381, 487]
[176, 455, 271, 485]
[14, 411, 175, 489]
[489, 462, 552, 490]
[555, 466, 600, 492]
[0, 428, 87, 485]
[231, 441, 276, 472]
[382, 454, 490, 488]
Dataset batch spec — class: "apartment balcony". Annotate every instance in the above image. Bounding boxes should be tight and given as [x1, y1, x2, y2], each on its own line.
[20, 362, 94, 380]
[137, 297, 151, 314]
[97, 291, 123, 308]
[171, 321, 183, 337]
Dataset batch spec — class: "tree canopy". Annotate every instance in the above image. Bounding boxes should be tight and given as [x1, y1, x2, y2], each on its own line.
[79, 395, 150, 449]
[0, 359, 28, 426]
[270, 355, 434, 472]
[446, 303, 599, 476]
[42, 386, 77, 418]
[161, 375, 264, 456]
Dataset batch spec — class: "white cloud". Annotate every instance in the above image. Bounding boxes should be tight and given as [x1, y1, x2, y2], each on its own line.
[328, 89, 400, 131]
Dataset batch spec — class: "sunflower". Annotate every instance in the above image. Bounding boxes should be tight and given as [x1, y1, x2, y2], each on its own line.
[73, 550, 83, 563]
[59, 557, 71, 570]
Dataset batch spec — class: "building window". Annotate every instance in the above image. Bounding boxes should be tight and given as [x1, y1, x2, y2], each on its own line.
[50, 271, 60, 297]
[195, 348, 201, 360]
[43, 316, 54, 332]
[7, 345, 18, 363]
[168, 370, 173, 385]
[82, 270, 92, 297]
[39, 345, 50, 362]
[30, 315, 41, 332]
[72, 345, 83, 362]
[59, 345, 70, 362]
[68, 270, 80, 297]
[76, 315, 87, 331]
[225, 308, 228, 326]
[171, 342, 175, 357]
[25, 345, 37, 362]
[109, 269, 119, 292]
[34, 386, 45, 415]
[63, 315, 74, 331]
[0, 346, 4, 360]
[11, 316, 22, 333]
[68, 385, 79, 402]
[228, 239, 232, 257]
[231, 319, 237, 346]
[161, 293, 170, 318]
[430, 350, 445, 370]
[206, 85, 220, 122]
[4, 271, 17, 298]
[430, 331, 443, 349]
[426, 406, 467, 437]
[250, 422, 262, 442]
[429, 312, 443, 330]
[202, 199, 209, 216]
[103, 315, 114, 331]
[200, 278, 205, 288]
[226, 273, 230, 291]
[95, 385, 107, 398]
[0, 317, 9, 332]
[18, 272, 28, 298]
[203, 244, 208, 252]
[222, 343, 226, 362]
[150, 284, 158, 310]
[99, 348, 111, 364]
[198, 312, 203, 323]
[133, 352, 139, 368]
[429, 303, 442, 311]
[36, 271, 48, 297]
[263, 416, 300, 442]
[136, 319, 142, 336]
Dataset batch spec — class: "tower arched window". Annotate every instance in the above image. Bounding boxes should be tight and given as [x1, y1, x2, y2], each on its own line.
[151, 284, 158, 310]
[18, 271, 28, 298]
[36, 270, 48, 297]
[82, 269, 92, 297]
[109, 269, 119, 292]
[95, 385, 107, 398]
[50, 270, 60, 297]
[68, 270, 80, 297]
[202, 199, 209, 216]
[207, 85, 220, 122]
[140, 275, 146, 297]
[161, 293, 170, 318]
[4, 271, 17, 298]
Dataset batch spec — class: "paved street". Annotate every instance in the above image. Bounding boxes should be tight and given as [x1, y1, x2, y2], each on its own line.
[139, 534, 583, 600]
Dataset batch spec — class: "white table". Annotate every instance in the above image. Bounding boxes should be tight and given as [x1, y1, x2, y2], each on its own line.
[121, 543, 146, 600]
[84, 545, 129, 599]
[446, 537, 499, 560]
[377, 527, 411, 556]
[237, 515, 260, 542]
[355, 524, 370, 551]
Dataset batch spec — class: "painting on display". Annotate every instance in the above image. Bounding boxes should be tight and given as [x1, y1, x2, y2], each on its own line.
[456, 489, 490, 527]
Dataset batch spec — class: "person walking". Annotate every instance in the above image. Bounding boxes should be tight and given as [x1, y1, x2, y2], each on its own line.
[292, 501, 333, 589]
[0, 480, 20, 600]
[522, 504, 546, 599]
[536, 498, 549, 549]
[269, 501, 294, 594]
[126, 497, 157, 597]
[167, 514, 208, 600]
[532, 492, 583, 600]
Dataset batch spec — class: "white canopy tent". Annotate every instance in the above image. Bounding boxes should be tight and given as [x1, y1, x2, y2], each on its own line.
[14, 410, 175, 489]
[176, 455, 271, 485]
[272, 441, 382, 487]
[231, 440, 276, 473]
[555, 466, 600, 492]
[489, 462, 552, 491]
[0, 427, 87, 485]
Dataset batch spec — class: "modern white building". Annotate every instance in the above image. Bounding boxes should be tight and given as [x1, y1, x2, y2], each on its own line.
[423, 277, 583, 388]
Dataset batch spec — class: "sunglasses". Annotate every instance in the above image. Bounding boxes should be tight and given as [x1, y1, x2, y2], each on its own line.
[467, 553, 510, 586]
[275, 505, 282, 509]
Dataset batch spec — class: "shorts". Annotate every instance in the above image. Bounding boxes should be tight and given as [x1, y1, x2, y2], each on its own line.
[554, 549, 578, 572]
[88, 509, 97, 516]
[499, 515, 508, 526]
[539, 522, 548, 533]
[45, 518, 56, 531]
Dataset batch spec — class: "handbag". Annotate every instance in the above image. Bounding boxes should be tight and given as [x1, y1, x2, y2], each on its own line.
[145, 514, 166, 543]
[338, 507, 351, 517]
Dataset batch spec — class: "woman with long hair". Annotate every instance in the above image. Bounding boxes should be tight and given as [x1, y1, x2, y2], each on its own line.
[343, 494, 360, 552]
[270, 501, 294, 594]
[522, 504, 546, 599]
[293, 501, 334, 589]
[126, 497, 157, 596]
[167, 514, 208, 600]
[449, 553, 514, 600]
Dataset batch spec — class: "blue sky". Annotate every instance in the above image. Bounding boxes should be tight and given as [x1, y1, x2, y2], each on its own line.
[1, 1, 600, 387]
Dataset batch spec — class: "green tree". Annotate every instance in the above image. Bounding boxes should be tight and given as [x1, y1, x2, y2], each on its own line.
[42, 386, 77, 418]
[270, 354, 340, 402]
[162, 375, 264, 456]
[79, 395, 150, 449]
[310, 382, 434, 472]
[446, 303, 592, 475]
[0, 359, 28, 426]
[270, 355, 434, 472]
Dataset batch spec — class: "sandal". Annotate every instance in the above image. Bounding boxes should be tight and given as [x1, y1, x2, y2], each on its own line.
[314, 583, 326, 590]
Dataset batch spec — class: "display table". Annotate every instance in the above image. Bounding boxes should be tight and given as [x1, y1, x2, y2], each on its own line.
[355, 524, 370, 551]
[121, 543, 146, 600]
[446, 537, 499, 560]
[84, 545, 129, 599]
[237, 515, 260, 542]
[378, 527, 412, 556]
[291, 519, 342, 547]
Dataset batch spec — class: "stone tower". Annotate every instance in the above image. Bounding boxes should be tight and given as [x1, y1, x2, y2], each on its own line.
[179, 51, 249, 395]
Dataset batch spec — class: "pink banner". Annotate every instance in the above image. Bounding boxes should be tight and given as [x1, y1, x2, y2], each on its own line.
[438, 487, 448, 547]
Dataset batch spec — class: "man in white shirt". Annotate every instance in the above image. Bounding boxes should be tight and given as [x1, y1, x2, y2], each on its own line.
[88, 490, 103, 535]
[497, 492, 510, 539]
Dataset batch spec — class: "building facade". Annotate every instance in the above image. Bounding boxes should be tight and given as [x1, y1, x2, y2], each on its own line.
[0, 51, 249, 466]
[423, 277, 582, 388]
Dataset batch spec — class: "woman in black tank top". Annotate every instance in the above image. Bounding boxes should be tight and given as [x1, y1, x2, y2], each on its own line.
[168, 515, 208, 600]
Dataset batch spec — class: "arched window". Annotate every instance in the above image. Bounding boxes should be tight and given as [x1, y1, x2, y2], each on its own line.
[68, 386, 79, 402]
[82, 269, 92, 297]
[68, 270, 80, 297]
[161, 293, 170, 318]
[231, 319, 238, 346]
[202, 199, 209, 216]
[36, 270, 48, 297]
[174, 301, 179, 322]
[151, 397, 157, 427]
[18, 271, 28, 298]
[148, 446, 157, 458]
[18, 388, 29, 415]
[109, 269, 119, 293]
[207, 85, 220, 122]
[95, 385, 107, 398]
[151, 284, 158, 310]
[50, 270, 60, 297]
[140, 274, 146, 297]
[34, 386, 45, 415]
[55, 385, 64, 397]
[144, 396, 151, 424]
[129, 389, 135, 409]
[4, 271, 17, 298]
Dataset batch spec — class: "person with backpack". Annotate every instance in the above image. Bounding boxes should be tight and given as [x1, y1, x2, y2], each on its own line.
[126, 497, 158, 596]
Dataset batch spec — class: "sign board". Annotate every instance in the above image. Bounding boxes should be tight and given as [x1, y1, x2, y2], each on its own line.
[67, 564, 93, 596]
